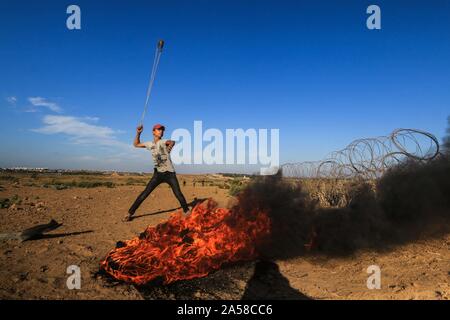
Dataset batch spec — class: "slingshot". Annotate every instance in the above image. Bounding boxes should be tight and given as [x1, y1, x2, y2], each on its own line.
[139, 39, 165, 126]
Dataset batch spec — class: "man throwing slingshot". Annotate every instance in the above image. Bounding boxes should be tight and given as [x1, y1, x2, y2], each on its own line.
[123, 124, 190, 222]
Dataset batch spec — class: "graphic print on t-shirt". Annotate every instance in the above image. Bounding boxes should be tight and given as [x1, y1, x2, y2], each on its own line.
[144, 140, 175, 172]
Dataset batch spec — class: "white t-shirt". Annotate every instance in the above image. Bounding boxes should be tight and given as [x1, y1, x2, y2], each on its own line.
[144, 139, 175, 172]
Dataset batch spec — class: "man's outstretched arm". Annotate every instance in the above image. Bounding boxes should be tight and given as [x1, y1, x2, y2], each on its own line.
[133, 125, 146, 148]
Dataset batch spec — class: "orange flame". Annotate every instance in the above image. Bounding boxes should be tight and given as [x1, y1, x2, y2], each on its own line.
[100, 199, 271, 285]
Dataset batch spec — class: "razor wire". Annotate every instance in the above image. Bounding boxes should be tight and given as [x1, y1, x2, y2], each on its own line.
[281, 129, 440, 179]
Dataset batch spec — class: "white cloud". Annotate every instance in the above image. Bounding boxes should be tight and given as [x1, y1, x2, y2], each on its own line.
[6, 96, 17, 105]
[28, 97, 62, 113]
[29, 113, 153, 171]
[32, 115, 129, 148]
[83, 116, 99, 122]
[76, 155, 97, 161]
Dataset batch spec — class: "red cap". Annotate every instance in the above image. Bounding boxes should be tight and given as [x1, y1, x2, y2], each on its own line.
[152, 123, 165, 131]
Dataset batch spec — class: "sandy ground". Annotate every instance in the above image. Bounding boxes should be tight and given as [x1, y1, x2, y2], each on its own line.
[0, 174, 448, 300]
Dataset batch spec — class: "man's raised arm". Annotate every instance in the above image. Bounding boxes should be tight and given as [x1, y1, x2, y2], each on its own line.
[133, 125, 146, 148]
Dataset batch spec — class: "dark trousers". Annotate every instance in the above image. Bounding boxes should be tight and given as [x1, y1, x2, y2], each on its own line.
[128, 169, 189, 215]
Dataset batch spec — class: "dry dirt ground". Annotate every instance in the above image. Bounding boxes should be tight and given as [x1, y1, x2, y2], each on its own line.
[0, 173, 448, 300]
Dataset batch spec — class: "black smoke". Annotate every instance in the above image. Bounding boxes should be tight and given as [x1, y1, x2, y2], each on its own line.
[234, 156, 450, 259]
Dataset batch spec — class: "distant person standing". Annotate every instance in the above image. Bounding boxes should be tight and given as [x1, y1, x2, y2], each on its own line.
[123, 124, 190, 222]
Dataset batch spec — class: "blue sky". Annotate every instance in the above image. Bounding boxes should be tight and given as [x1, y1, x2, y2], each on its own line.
[1, 0, 449, 173]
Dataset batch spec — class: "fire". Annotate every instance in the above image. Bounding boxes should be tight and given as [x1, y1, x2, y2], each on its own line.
[100, 199, 271, 285]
